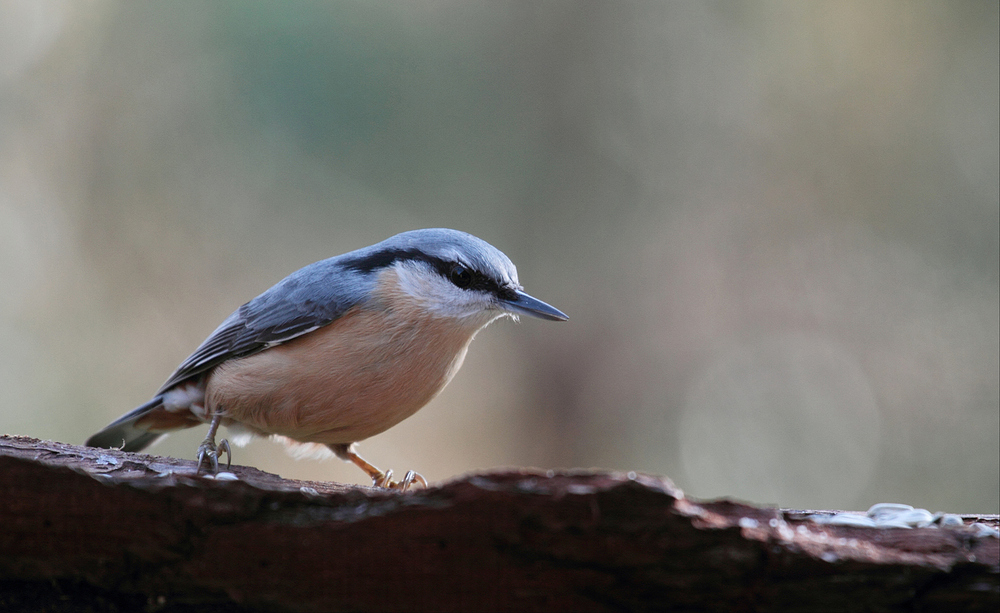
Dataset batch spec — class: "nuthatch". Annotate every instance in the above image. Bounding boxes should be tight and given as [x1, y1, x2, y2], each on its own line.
[86, 228, 567, 489]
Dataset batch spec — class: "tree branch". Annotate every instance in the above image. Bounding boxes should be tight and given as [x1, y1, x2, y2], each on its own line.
[1, 435, 996, 612]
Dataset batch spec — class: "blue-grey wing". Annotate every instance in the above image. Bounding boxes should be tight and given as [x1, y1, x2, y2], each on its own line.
[155, 259, 366, 394]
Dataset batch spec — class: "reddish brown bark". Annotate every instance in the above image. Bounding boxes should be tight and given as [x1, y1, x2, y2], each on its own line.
[1, 435, 996, 612]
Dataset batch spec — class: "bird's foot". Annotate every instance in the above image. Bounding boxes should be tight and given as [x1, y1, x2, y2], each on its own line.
[371, 469, 428, 491]
[196, 437, 231, 475]
[329, 443, 428, 492]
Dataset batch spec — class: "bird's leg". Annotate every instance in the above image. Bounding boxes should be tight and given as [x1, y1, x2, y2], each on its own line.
[196, 413, 231, 474]
[328, 443, 427, 491]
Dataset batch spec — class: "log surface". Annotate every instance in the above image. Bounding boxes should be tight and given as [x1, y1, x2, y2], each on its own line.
[1, 435, 997, 612]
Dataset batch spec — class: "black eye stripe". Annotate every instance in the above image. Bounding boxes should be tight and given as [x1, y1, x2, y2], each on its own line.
[341, 248, 426, 274]
[342, 248, 513, 299]
[448, 263, 502, 295]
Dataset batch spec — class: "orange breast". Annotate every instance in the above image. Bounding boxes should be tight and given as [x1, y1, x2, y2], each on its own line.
[203, 269, 482, 444]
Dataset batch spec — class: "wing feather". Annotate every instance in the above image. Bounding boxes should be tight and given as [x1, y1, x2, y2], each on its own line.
[155, 259, 366, 394]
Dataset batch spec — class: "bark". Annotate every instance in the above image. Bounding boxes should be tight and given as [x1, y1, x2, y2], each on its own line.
[0, 435, 996, 612]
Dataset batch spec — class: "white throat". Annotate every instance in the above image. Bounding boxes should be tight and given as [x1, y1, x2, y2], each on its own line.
[392, 260, 508, 329]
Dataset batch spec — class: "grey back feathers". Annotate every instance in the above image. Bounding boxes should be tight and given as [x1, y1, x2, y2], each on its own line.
[155, 228, 520, 394]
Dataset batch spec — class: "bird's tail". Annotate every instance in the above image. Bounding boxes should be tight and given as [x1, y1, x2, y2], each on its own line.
[85, 396, 170, 452]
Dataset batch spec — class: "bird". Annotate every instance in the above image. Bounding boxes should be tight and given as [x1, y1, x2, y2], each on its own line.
[86, 228, 567, 489]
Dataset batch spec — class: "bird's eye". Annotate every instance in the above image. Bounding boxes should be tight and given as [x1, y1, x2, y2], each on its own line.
[449, 265, 473, 289]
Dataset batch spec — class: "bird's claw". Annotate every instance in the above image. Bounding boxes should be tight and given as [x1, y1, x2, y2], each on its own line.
[196, 438, 231, 475]
[331, 443, 427, 492]
[372, 469, 428, 491]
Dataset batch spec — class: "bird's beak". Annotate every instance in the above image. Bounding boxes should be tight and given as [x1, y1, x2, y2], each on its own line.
[503, 290, 568, 321]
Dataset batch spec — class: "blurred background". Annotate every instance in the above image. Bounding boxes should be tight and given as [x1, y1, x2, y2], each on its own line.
[1, 1, 997, 512]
